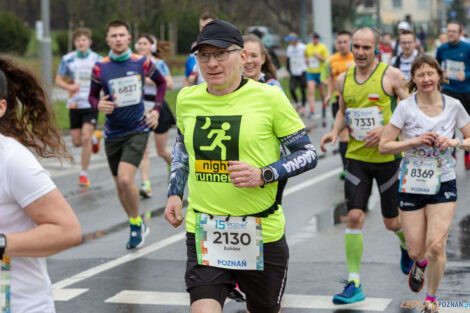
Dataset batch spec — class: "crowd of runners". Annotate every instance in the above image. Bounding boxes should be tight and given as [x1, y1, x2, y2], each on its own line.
[1, 10, 470, 313]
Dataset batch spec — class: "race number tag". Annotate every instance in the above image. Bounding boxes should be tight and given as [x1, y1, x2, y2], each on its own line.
[308, 57, 320, 70]
[445, 60, 465, 80]
[1, 256, 10, 313]
[74, 70, 91, 88]
[108, 74, 142, 107]
[195, 213, 263, 270]
[399, 156, 441, 195]
[346, 107, 384, 141]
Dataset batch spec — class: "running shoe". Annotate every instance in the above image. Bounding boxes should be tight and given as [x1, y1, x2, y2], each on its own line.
[126, 221, 150, 249]
[400, 246, 414, 275]
[408, 261, 426, 292]
[332, 280, 365, 304]
[79, 174, 90, 187]
[92, 130, 102, 154]
[300, 107, 306, 117]
[139, 181, 152, 198]
[465, 152, 470, 170]
[227, 286, 246, 302]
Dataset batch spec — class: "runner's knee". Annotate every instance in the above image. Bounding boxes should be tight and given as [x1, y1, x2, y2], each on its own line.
[383, 217, 400, 231]
[117, 174, 133, 189]
[427, 240, 446, 259]
[347, 210, 364, 227]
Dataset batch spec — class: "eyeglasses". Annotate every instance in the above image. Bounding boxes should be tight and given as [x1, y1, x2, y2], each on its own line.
[196, 48, 242, 63]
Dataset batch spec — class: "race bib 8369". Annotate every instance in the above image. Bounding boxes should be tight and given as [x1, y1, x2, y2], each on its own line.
[399, 156, 441, 195]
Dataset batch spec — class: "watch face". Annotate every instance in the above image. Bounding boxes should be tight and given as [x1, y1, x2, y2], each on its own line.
[263, 169, 273, 181]
[0, 236, 5, 247]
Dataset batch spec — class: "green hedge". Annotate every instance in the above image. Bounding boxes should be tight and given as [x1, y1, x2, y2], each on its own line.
[0, 12, 30, 56]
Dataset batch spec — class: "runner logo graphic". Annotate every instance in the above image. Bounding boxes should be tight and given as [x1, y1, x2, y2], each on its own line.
[193, 116, 241, 183]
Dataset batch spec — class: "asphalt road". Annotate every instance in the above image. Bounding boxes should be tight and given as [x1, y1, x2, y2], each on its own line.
[43, 112, 470, 313]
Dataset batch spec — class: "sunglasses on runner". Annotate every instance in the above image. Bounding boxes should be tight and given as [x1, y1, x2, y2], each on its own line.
[196, 48, 242, 63]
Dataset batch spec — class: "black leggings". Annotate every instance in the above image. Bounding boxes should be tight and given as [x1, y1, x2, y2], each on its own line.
[289, 73, 307, 106]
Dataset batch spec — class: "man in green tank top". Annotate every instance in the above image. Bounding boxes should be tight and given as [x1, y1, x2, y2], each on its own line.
[164, 20, 318, 313]
[320, 26, 411, 305]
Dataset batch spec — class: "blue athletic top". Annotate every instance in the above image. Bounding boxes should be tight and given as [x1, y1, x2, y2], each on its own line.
[436, 41, 470, 93]
[89, 54, 166, 138]
[184, 54, 197, 78]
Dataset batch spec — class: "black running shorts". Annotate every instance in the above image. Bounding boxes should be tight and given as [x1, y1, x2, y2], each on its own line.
[143, 95, 175, 134]
[345, 158, 401, 218]
[104, 131, 149, 176]
[185, 232, 289, 313]
[398, 179, 457, 211]
[69, 108, 98, 129]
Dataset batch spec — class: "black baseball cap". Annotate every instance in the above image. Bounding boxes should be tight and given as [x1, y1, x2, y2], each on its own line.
[191, 20, 244, 53]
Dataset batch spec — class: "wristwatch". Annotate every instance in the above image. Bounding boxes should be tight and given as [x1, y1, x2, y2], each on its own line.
[261, 167, 275, 184]
[0, 234, 6, 258]
[456, 137, 463, 149]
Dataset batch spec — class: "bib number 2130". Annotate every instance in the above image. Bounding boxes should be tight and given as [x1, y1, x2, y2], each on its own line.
[195, 213, 264, 270]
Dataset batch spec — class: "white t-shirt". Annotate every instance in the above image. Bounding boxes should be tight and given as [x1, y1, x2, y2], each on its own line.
[390, 94, 470, 182]
[391, 50, 418, 80]
[0, 134, 57, 313]
[287, 43, 307, 76]
[57, 51, 102, 109]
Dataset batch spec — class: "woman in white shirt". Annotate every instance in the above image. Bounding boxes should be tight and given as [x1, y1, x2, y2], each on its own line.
[0, 56, 82, 313]
[379, 55, 470, 312]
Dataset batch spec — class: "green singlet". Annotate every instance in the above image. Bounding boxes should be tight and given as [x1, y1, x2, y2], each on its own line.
[342, 62, 399, 163]
[177, 79, 305, 243]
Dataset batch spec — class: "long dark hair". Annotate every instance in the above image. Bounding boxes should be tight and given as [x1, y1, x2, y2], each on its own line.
[0, 55, 70, 160]
[243, 34, 277, 79]
[407, 55, 448, 93]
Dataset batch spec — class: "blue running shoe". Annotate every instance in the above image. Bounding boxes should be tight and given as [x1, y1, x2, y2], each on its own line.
[333, 280, 366, 304]
[126, 222, 150, 249]
[400, 246, 413, 275]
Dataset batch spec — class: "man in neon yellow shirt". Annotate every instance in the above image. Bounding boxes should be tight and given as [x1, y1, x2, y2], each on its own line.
[320, 26, 411, 305]
[305, 32, 329, 120]
[164, 20, 318, 313]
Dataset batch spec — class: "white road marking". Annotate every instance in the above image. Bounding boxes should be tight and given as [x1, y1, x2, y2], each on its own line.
[105, 291, 190, 305]
[53, 232, 186, 298]
[282, 294, 391, 311]
[284, 167, 343, 196]
[105, 291, 392, 311]
[53, 288, 89, 301]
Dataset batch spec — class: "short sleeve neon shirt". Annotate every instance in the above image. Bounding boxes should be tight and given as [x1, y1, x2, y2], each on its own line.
[176, 79, 305, 243]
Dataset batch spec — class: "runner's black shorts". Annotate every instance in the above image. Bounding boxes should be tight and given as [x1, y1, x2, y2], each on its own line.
[185, 232, 289, 313]
[104, 131, 149, 176]
[143, 95, 175, 134]
[441, 89, 470, 114]
[398, 179, 457, 211]
[345, 158, 401, 218]
[69, 108, 98, 129]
